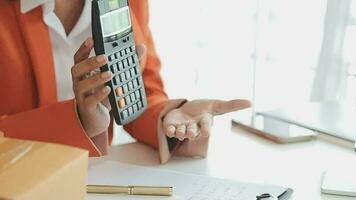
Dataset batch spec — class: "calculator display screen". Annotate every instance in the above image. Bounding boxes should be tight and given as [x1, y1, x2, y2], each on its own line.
[101, 7, 131, 37]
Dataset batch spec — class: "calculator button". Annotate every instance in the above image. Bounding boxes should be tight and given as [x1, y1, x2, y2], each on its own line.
[114, 63, 119, 72]
[133, 78, 138, 88]
[116, 62, 121, 71]
[130, 68, 135, 76]
[121, 110, 128, 118]
[138, 101, 143, 109]
[118, 61, 123, 71]
[115, 87, 123, 97]
[118, 99, 125, 108]
[112, 76, 117, 85]
[125, 71, 131, 80]
[133, 104, 138, 112]
[131, 45, 136, 52]
[135, 90, 140, 98]
[110, 64, 117, 73]
[130, 93, 136, 101]
[135, 78, 140, 86]
[112, 42, 118, 47]
[115, 52, 120, 59]
[138, 77, 144, 84]
[114, 53, 118, 59]
[124, 48, 128, 55]
[127, 57, 132, 66]
[133, 67, 138, 75]
[109, 54, 115, 62]
[128, 81, 133, 90]
[131, 56, 136, 64]
[125, 95, 131, 104]
[115, 76, 121, 85]
[140, 88, 145, 98]
[123, 59, 128, 68]
[128, 106, 133, 115]
[123, 84, 128, 93]
[120, 73, 125, 82]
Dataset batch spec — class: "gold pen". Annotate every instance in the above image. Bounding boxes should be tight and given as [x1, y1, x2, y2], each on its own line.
[87, 185, 173, 196]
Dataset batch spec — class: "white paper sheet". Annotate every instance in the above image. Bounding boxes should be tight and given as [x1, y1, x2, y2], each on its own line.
[87, 160, 288, 200]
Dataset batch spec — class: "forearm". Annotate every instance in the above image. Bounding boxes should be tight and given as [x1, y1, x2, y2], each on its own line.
[0, 99, 103, 156]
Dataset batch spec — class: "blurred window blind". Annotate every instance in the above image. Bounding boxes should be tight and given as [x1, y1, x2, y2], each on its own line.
[149, 0, 355, 107]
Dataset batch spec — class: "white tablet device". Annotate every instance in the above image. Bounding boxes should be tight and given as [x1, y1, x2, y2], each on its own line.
[232, 113, 317, 143]
[321, 170, 356, 197]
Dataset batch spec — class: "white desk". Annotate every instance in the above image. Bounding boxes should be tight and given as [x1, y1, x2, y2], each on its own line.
[89, 114, 356, 200]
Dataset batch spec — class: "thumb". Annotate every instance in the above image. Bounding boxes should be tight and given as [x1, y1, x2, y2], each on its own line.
[210, 99, 251, 115]
[136, 44, 147, 61]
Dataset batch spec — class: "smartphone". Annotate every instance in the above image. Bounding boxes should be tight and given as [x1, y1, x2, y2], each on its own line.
[232, 112, 317, 143]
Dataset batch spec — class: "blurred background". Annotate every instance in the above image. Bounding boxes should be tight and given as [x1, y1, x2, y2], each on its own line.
[149, 0, 356, 110]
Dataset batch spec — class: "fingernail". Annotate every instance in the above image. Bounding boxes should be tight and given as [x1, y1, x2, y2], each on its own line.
[102, 86, 110, 93]
[101, 71, 112, 79]
[96, 55, 106, 63]
[84, 38, 92, 47]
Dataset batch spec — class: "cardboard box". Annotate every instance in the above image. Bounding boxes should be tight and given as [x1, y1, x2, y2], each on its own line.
[0, 137, 88, 200]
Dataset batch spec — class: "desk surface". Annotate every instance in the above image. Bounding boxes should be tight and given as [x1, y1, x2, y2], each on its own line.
[89, 114, 356, 200]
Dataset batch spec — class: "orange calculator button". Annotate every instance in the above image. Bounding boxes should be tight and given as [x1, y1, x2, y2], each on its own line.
[118, 99, 126, 108]
[115, 87, 123, 96]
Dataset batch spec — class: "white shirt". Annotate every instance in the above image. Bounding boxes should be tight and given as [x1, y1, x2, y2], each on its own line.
[21, 0, 93, 101]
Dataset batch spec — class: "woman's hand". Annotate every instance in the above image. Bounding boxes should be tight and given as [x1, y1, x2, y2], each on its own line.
[163, 99, 250, 141]
[72, 38, 147, 137]
[72, 38, 112, 137]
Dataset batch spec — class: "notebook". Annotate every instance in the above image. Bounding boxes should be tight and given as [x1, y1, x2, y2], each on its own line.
[87, 160, 293, 200]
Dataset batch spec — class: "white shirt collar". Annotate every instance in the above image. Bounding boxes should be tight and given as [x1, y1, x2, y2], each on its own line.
[21, 0, 91, 42]
[21, 0, 52, 13]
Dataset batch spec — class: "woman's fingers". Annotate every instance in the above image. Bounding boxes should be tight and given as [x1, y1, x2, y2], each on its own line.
[175, 124, 187, 141]
[187, 122, 199, 140]
[199, 114, 213, 138]
[71, 55, 107, 83]
[164, 121, 202, 141]
[165, 125, 176, 138]
[81, 86, 111, 111]
[165, 122, 200, 141]
[101, 97, 112, 111]
[74, 37, 94, 64]
[75, 71, 112, 100]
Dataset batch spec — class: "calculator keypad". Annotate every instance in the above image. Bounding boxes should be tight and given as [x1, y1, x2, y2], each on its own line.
[107, 44, 147, 124]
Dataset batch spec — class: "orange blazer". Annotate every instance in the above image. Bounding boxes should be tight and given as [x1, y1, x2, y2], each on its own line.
[0, 0, 170, 156]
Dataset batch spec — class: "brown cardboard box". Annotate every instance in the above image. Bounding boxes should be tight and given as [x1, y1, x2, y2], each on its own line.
[0, 137, 88, 200]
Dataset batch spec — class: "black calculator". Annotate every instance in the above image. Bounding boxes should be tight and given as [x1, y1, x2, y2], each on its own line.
[92, 0, 147, 125]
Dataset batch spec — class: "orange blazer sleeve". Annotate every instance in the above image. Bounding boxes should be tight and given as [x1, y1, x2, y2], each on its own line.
[0, 100, 102, 156]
